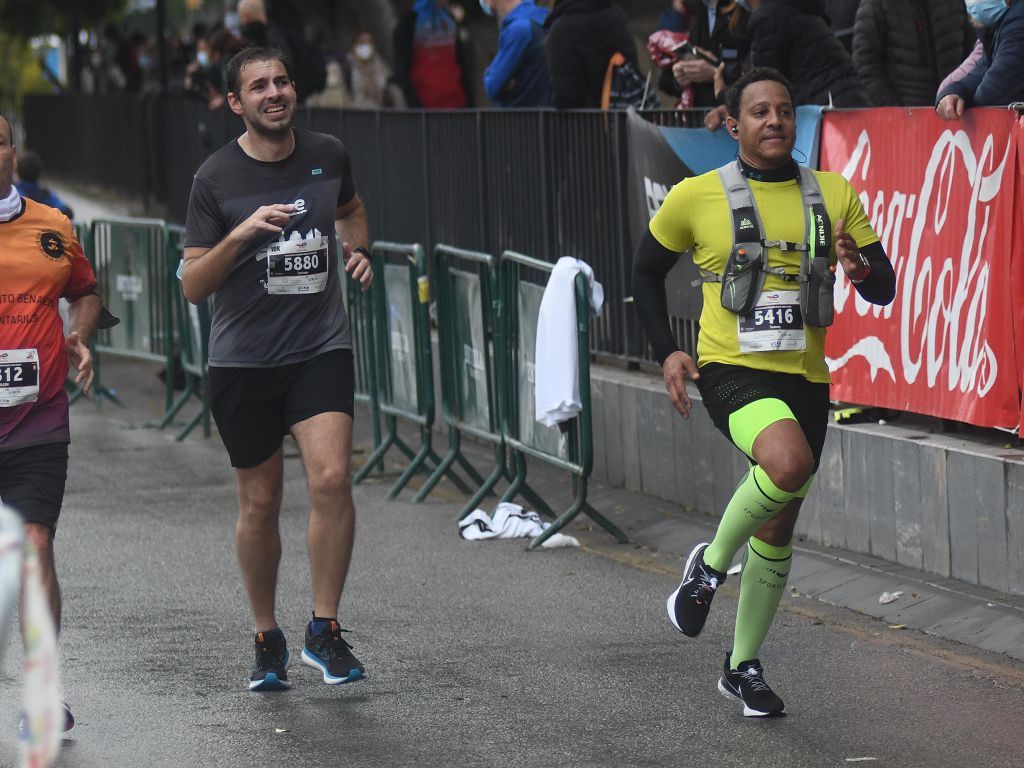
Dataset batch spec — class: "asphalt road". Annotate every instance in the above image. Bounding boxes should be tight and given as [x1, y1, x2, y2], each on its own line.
[1, 361, 1023, 768]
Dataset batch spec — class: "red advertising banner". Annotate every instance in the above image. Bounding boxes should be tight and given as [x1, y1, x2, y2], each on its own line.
[1015, 116, 1024, 432]
[820, 108, 1022, 429]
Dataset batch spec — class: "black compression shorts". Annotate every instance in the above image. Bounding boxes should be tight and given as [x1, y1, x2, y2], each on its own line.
[696, 362, 831, 471]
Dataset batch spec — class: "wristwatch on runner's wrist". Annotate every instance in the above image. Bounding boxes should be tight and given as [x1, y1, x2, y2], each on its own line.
[849, 251, 871, 284]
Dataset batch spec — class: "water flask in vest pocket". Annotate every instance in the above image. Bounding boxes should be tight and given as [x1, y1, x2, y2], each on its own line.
[799, 252, 835, 327]
[720, 243, 766, 316]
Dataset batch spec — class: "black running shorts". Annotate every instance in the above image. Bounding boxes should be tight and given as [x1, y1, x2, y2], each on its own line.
[0, 442, 70, 531]
[695, 362, 831, 471]
[209, 349, 355, 469]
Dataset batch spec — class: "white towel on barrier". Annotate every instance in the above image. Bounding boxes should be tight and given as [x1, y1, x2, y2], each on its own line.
[535, 257, 603, 428]
[458, 502, 580, 548]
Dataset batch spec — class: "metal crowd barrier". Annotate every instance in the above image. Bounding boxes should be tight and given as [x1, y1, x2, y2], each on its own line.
[90, 216, 175, 415]
[345, 254, 382, 463]
[161, 225, 211, 441]
[498, 252, 628, 549]
[352, 242, 471, 498]
[422, 245, 501, 511]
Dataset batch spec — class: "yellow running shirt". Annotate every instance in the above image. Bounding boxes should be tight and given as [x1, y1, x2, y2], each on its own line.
[648, 167, 878, 383]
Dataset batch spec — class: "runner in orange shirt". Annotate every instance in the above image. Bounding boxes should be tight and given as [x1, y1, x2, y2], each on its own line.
[0, 112, 102, 733]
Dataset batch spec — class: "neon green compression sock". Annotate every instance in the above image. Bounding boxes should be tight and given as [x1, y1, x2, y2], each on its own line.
[731, 537, 793, 665]
[702, 464, 796, 573]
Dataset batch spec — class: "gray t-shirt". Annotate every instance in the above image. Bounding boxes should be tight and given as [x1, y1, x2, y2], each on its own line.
[184, 128, 356, 367]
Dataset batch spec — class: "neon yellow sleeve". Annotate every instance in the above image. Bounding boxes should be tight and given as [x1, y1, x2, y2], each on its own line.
[840, 177, 879, 248]
[648, 178, 694, 254]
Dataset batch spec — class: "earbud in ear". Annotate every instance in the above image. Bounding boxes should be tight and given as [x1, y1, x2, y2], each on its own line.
[731, 126, 738, 135]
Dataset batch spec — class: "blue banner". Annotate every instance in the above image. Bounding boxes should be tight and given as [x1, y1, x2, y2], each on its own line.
[656, 105, 825, 175]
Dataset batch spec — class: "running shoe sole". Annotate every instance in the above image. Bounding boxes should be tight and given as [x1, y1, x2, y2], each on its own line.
[249, 651, 291, 691]
[301, 649, 367, 685]
[666, 542, 709, 635]
[717, 677, 785, 718]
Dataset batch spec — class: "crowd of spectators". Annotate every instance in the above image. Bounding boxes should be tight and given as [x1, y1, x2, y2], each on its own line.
[65, 0, 1024, 118]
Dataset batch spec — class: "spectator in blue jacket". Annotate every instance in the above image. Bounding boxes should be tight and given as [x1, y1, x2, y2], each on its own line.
[15, 150, 74, 219]
[936, 0, 1024, 119]
[481, 0, 552, 106]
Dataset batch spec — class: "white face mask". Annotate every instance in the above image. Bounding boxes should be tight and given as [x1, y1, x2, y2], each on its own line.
[354, 43, 374, 60]
[0, 185, 22, 222]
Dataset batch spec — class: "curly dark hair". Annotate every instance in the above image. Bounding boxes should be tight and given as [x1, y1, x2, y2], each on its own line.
[724, 67, 796, 119]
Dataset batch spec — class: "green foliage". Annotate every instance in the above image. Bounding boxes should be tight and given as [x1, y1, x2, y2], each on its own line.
[0, 0, 129, 39]
[0, 32, 50, 111]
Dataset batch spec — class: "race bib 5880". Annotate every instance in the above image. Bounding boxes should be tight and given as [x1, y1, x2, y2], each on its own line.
[265, 236, 329, 295]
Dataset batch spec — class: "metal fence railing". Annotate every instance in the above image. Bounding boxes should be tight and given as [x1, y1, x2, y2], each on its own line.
[352, 242, 472, 499]
[24, 95, 710, 366]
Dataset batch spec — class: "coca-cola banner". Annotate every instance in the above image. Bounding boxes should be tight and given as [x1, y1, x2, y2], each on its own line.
[819, 108, 1022, 429]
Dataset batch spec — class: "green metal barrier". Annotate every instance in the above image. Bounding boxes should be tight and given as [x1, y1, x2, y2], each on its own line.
[90, 217, 175, 416]
[353, 242, 470, 498]
[161, 225, 211, 441]
[499, 251, 628, 549]
[416, 245, 502, 509]
[345, 250, 382, 463]
[67, 221, 120, 406]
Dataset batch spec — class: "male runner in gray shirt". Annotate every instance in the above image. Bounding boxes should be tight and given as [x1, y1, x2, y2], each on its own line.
[182, 46, 373, 691]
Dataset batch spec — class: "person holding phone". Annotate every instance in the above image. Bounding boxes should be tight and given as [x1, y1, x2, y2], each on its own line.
[661, 0, 750, 107]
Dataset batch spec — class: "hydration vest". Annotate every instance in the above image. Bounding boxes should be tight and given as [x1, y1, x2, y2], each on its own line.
[694, 160, 836, 328]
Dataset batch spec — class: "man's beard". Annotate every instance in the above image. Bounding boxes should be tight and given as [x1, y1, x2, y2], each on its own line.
[249, 108, 294, 139]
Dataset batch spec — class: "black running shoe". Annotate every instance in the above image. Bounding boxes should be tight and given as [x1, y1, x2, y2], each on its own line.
[718, 653, 785, 717]
[666, 542, 727, 637]
[249, 628, 291, 691]
[301, 620, 366, 685]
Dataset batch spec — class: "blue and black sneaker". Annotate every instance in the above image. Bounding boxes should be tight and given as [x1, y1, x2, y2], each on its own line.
[301, 620, 366, 685]
[249, 628, 291, 691]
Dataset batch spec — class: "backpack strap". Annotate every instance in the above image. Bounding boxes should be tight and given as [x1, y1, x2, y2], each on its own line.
[798, 166, 832, 262]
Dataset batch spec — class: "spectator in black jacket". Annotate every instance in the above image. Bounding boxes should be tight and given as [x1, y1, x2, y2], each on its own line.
[663, 0, 750, 108]
[854, 0, 975, 106]
[824, 0, 860, 52]
[546, 0, 638, 108]
[747, 0, 868, 106]
[936, 0, 1024, 119]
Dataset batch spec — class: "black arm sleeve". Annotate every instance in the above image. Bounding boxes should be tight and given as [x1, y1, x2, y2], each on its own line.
[852, 240, 896, 305]
[631, 229, 682, 365]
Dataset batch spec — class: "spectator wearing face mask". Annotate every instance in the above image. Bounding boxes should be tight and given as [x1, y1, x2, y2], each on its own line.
[936, 0, 1024, 119]
[348, 33, 405, 109]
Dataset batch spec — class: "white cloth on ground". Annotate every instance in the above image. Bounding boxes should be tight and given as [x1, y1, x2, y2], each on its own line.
[458, 502, 580, 548]
[534, 257, 603, 428]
